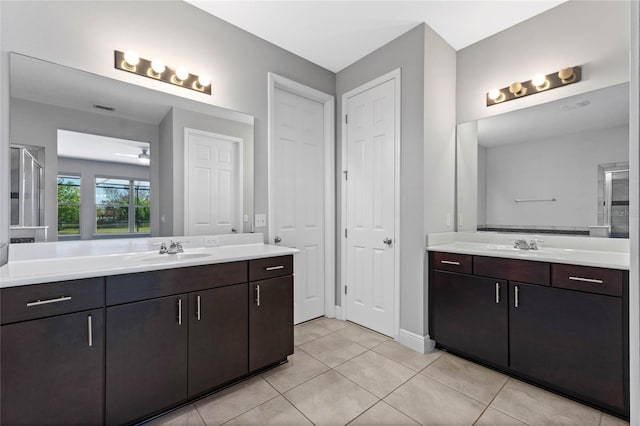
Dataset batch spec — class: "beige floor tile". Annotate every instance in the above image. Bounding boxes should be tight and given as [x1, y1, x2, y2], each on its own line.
[349, 400, 419, 425]
[224, 395, 312, 426]
[146, 404, 204, 426]
[475, 408, 527, 425]
[313, 317, 349, 332]
[299, 333, 367, 368]
[335, 350, 415, 398]
[491, 379, 601, 426]
[385, 374, 486, 425]
[372, 340, 443, 371]
[335, 323, 389, 348]
[294, 322, 331, 346]
[600, 413, 630, 426]
[422, 353, 508, 403]
[262, 347, 329, 393]
[284, 370, 378, 425]
[194, 376, 279, 426]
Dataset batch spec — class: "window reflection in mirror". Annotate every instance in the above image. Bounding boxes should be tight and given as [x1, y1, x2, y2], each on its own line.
[57, 130, 151, 240]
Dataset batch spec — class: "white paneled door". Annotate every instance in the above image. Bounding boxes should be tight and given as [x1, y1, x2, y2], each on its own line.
[345, 78, 396, 337]
[184, 128, 243, 236]
[271, 87, 325, 324]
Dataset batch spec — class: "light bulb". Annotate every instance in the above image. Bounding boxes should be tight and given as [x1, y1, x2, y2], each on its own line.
[198, 74, 211, 87]
[175, 68, 189, 81]
[488, 88, 501, 101]
[532, 74, 547, 87]
[151, 60, 165, 74]
[123, 50, 139, 67]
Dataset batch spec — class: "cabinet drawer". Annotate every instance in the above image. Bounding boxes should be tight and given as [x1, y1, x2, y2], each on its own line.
[1, 277, 104, 325]
[552, 264, 624, 297]
[249, 255, 293, 281]
[432, 252, 472, 274]
[107, 261, 247, 306]
[474, 256, 550, 285]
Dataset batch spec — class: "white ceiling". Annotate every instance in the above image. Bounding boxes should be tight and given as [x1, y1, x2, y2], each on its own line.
[186, 0, 567, 72]
[58, 130, 150, 166]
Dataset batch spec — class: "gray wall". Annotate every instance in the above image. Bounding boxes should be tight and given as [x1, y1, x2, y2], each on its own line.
[159, 109, 174, 237]
[10, 98, 159, 241]
[57, 157, 150, 240]
[0, 2, 8, 263]
[0, 0, 335, 245]
[457, 1, 630, 123]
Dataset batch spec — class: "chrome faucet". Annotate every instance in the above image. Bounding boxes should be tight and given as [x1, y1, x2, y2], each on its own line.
[514, 239, 531, 250]
[513, 239, 541, 250]
[167, 240, 184, 254]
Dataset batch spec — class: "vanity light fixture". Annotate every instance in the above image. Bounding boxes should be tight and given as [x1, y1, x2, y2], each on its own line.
[114, 50, 211, 95]
[486, 65, 581, 106]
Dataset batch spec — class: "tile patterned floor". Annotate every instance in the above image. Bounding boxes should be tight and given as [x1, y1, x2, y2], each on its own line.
[149, 317, 630, 426]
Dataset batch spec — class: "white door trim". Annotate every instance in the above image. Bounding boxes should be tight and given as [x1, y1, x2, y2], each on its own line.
[183, 127, 244, 236]
[267, 73, 336, 318]
[341, 68, 401, 338]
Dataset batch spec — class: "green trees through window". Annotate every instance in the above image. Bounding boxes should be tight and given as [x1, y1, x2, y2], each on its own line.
[57, 175, 81, 234]
[96, 178, 150, 234]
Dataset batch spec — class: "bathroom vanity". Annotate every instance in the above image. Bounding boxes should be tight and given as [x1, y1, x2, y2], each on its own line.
[428, 239, 629, 418]
[0, 238, 296, 425]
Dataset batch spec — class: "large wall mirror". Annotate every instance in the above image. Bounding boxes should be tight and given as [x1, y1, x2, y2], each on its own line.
[8, 53, 254, 244]
[457, 83, 629, 238]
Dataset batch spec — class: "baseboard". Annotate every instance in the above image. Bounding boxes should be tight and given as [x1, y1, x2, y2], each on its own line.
[334, 305, 345, 320]
[396, 328, 436, 354]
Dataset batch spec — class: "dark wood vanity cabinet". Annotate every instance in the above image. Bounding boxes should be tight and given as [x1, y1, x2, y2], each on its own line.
[248, 256, 294, 371]
[0, 278, 105, 426]
[429, 251, 629, 417]
[105, 295, 189, 426]
[188, 284, 249, 397]
[431, 271, 508, 367]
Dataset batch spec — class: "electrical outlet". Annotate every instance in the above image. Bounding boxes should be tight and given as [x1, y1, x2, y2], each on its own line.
[255, 214, 266, 227]
[243, 214, 249, 222]
[204, 236, 220, 247]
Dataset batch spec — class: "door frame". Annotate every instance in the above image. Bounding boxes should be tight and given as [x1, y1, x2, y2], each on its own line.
[340, 68, 401, 338]
[183, 127, 244, 236]
[267, 73, 336, 318]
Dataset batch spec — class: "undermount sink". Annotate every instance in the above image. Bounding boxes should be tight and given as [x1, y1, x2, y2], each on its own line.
[137, 253, 212, 263]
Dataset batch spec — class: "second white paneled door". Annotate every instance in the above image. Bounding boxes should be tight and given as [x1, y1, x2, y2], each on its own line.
[184, 128, 243, 236]
[271, 86, 326, 324]
[344, 75, 397, 337]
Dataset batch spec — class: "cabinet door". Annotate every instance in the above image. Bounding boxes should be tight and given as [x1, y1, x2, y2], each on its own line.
[509, 282, 625, 412]
[106, 295, 188, 425]
[1, 309, 104, 425]
[249, 276, 294, 371]
[431, 271, 508, 367]
[189, 283, 248, 397]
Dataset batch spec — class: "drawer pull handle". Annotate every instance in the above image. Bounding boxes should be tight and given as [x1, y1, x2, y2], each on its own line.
[177, 299, 182, 325]
[87, 314, 93, 347]
[495, 283, 500, 304]
[440, 260, 460, 266]
[265, 265, 285, 271]
[569, 276, 604, 284]
[256, 284, 261, 307]
[26, 296, 72, 307]
[196, 295, 201, 321]
[514, 285, 519, 308]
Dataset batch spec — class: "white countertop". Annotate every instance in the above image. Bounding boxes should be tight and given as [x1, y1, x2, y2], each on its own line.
[0, 235, 298, 288]
[427, 240, 629, 270]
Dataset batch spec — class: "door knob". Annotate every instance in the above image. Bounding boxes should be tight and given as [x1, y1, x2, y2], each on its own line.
[274, 236, 282, 243]
[383, 237, 392, 245]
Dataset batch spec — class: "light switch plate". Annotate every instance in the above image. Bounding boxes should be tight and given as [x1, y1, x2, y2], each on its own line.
[255, 214, 266, 227]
